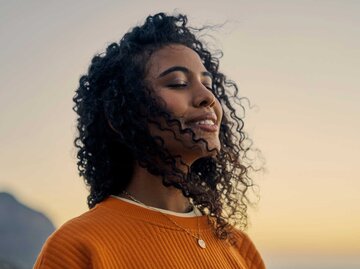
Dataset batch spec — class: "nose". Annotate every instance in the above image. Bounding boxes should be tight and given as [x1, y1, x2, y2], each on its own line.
[193, 83, 216, 108]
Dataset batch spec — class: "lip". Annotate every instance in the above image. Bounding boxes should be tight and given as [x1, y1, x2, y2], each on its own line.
[186, 112, 218, 124]
[190, 123, 218, 132]
[185, 112, 219, 132]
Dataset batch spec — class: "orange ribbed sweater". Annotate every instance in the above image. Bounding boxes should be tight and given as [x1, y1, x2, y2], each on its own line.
[34, 197, 265, 269]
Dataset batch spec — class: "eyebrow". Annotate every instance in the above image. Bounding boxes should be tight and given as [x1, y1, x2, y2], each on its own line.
[157, 66, 213, 79]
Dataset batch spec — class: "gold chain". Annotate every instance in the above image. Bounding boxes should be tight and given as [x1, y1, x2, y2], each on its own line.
[121, 190, 206, 249]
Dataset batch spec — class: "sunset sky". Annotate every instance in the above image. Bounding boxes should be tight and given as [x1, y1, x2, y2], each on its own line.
[1, 1, 359, 268]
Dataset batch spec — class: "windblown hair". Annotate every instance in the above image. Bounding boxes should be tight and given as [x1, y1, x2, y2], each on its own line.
[73, 12, 257, 241]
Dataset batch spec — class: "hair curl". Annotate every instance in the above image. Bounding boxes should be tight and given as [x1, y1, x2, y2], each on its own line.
[73, 12, 258, 241]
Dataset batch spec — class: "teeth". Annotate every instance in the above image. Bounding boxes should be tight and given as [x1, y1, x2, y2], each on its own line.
[195, 119, 215, 125]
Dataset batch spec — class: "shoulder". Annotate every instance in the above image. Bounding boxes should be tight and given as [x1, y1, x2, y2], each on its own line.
[231, 229, 266, 269]
[34, 205, 110, 268]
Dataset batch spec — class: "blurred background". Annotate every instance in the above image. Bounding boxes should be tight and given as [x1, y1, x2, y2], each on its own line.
[0, 0, 359, 268]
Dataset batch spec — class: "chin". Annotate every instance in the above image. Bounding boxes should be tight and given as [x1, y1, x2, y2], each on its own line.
[192, 139, 221, 159]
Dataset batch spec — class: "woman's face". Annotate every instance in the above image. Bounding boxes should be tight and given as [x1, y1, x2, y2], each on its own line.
[146, 44, 223, 164]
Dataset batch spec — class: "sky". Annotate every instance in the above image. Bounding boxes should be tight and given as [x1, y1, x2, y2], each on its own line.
[1, 1, 359, 268]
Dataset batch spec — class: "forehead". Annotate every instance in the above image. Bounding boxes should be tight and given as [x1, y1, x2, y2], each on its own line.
[147, 44, 206, 77]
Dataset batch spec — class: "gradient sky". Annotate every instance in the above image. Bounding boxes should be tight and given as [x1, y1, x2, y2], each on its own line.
[1, 1, 359, 268]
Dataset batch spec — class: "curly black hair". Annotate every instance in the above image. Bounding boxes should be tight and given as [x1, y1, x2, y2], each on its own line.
[73, 12, 257, 241]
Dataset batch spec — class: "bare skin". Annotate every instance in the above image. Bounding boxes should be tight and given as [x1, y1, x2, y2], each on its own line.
[119, 45, 223, 213]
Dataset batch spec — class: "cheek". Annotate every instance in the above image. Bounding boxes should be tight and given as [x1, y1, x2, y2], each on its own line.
[159, 92, 188, 116]
[214, 99, 223, 120]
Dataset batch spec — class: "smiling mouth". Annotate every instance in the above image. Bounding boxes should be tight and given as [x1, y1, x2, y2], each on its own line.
[186, 119, 218, 132]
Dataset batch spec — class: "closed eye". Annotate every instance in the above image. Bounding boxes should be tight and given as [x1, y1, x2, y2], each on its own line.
[167, 83, 187, 89]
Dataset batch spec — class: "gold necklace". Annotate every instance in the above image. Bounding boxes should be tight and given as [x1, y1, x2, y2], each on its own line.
[121, 191, 206, 249]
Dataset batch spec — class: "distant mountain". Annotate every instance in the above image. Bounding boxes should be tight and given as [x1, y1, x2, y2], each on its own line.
[0, 192, 55, 269]
[0, 259, 22, 269]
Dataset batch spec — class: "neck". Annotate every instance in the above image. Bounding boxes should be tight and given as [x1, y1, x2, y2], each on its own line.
[120, 162, 191, 213]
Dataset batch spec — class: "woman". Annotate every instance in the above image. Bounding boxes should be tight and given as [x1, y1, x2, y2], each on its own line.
[34, 13, 265, 268]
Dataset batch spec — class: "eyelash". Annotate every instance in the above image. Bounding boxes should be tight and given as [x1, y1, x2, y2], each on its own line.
[167, 83, 213, 90]
[167, 83, 187, 88]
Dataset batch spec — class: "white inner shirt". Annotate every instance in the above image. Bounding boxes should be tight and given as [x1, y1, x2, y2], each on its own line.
[111, 195, 202, 217]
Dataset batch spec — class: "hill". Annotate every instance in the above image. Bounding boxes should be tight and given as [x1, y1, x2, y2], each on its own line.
[0, 192, 55, 269]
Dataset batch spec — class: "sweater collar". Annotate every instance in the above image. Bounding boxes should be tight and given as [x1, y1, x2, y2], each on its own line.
[97, 196, 212, 231]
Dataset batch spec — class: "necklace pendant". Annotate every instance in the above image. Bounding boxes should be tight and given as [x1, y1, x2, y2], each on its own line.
[198, 238, 206, 249]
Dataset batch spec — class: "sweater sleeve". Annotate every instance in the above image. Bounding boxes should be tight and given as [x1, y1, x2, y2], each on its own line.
[33, 222, 91, 269]
[234, 230, 266, 269]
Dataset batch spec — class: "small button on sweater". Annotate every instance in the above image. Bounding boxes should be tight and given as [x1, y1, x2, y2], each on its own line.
[34, 197, 265, 269]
